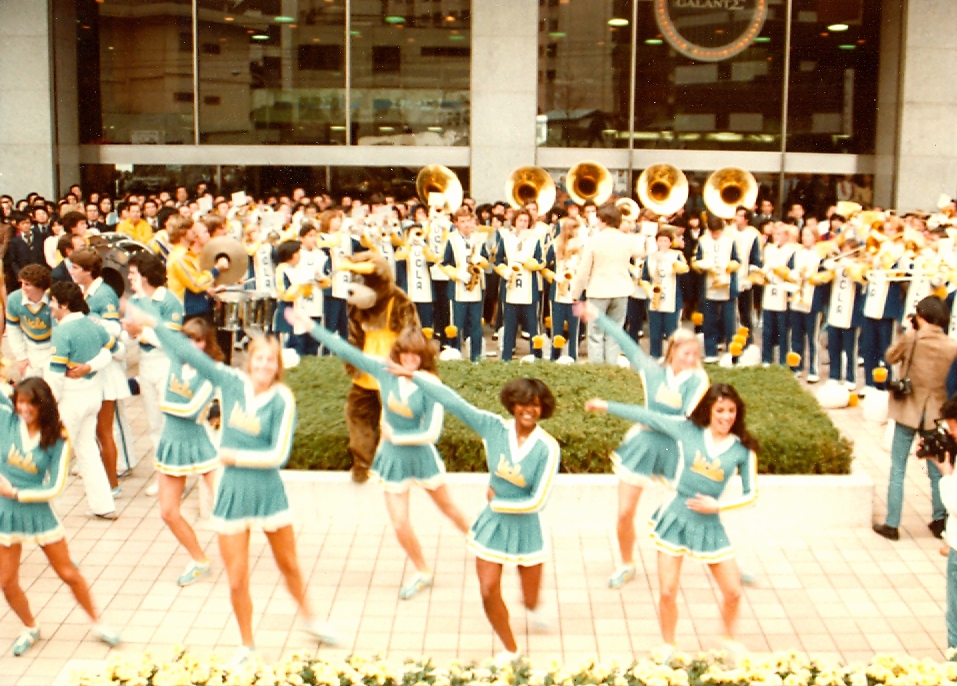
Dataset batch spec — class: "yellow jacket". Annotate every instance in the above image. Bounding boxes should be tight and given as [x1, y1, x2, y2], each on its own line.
[167, 244, 216, 300]
[116, 219, 154, 244]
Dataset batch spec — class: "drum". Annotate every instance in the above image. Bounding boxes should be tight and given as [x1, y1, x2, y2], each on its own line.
[213, 292, 245, 331]
[242, 292, 277, 332]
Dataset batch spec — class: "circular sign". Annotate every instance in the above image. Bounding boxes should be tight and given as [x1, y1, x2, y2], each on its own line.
[653, 0, 768, 63]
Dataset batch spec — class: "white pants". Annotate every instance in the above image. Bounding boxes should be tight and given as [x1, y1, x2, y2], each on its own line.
[23, 344, 52, 379]
[586, 296, 628, 364]
[60, 386, 115, 515]
[138, 349, 170, 454]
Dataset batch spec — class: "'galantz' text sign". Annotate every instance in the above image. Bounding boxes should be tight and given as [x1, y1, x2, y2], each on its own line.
[654, 0, 768, 62]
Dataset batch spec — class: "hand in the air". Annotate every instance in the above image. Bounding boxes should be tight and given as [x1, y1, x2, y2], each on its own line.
[584, 398, 608, 413]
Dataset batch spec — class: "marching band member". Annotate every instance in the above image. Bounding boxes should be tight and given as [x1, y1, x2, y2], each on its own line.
[642, 228, 690, 359]
[296, 224, 331, 356]
[732, 207, 763, 346]
[625, 219, 652, 343]
[692, 215, 741, 363]
[129, 304, 341, 667]
[273, 240, 311, 349]
[395, 223, 437, 331]
[820, 241, 867, 389]
[443, 207, 489, 362]
[6, 265, 53, 379]
[425, 207, 453, 348]
[496, 210, 544, 362]
[293, 312, 470, 599]
[0, 378, 121, 656]
[759, 223, 797, 366]
[576, 301, 708, 589]
[321, 208, 360, 340]
[788, 226, 828, 381]
[69, 249, 127, 496]
[585, 384, 758, 663]
[483, 214, 506, 336]
[46, 281, 117, 519]
[544, 217, 583, 360]
[386, 365, 560, 663]
[861, 240, 907, 394]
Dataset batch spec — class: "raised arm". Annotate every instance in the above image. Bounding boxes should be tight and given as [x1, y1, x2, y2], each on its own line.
[490, 433, 560, 514]
[306, 321, 387, 380]
[16, 435, 70, 503]
[720, 448, 758, 511]
[592, 310, 657, 375]
[410, 371, 502, 436]
[231, 385, 297, 469]
[146, 306, 235, 389]
[389, 395, 444, 446]
[603, 401, 693, 441]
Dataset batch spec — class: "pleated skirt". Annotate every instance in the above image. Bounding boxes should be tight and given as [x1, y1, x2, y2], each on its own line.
[155, 418, 219, 476]
[650, 495, 735, 563]
[611, 425, 681, 487]
[0, 498, 64, 547]
[211, 466, 291, 535]
[371, 442, 446, 493]
[467, 505, 547, 567]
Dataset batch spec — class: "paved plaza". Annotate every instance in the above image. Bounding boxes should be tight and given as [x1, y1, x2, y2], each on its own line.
[0, 359, 950, 685]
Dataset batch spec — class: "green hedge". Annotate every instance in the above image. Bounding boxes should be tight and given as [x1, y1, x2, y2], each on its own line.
[285, 358, 853, 476]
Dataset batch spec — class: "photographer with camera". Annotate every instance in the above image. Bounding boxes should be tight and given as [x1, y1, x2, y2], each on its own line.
[929, 396, 957, 652]
[873, 296, 957, 541]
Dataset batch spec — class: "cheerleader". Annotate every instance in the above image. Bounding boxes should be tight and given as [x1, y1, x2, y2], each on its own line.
[544, 217, 583, 360]
[585, 384, 758, 662]
[495, 210, 545, 362]
[0, 378, 121, 656]
[692, 216, 741, 363]
[575, 301, 708, 588]
[5, 264, 54, 379]
[788, 226, 827, 381]
[642, 229, 690, 359]
[128, 306, 340, 666]
[759, 223, 797, 366]
[290, 311, 469, 599]
[385, 365, 560, 662]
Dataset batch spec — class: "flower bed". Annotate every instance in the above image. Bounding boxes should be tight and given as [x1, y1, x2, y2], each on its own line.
[67, 648, 957, 686]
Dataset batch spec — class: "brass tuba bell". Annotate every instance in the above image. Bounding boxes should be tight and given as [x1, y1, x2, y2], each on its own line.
[504, 166, 557, 211]
[416, 165, 463, 213]
[566, 160, 613, 206]
[703, 167, 759, 220]
[636, 164, 689, 217]
[615, 198, 641, 221]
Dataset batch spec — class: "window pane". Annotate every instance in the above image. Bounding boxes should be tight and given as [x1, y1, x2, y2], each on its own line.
[350, 1, 470, 146]
[197, 0, 347, 144]
[76, 0, 195, 144]
[632, 3, 786, 151]
[537, 0, 633, 148]
[785, 0, 882, 154]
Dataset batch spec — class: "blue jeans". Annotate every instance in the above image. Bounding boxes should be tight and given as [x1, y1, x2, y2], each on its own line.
[884, 422, 945, 528]
[790, 310, 821, 375]
[827, 325, 858, 383]
[703, 298, 736, 358]
[948, 549, 957, 651]
[761, 310, 788, 365]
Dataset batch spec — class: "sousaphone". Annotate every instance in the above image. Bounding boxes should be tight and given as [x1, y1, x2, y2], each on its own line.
[504, 166, 557, 211]
[636, 163, 689, 217]
[566, 160, 613, 206]
[415, 165, 463, 213]
[703, 167, 759, 220]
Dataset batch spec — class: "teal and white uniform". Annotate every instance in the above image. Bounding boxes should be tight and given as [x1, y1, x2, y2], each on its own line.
[306, 323, 445, 492]
[411, 373, 560, 566]
[0, 392, 71, 546]
[154, 347, 218, 476]
[83, 277, 129, 401]
[593, 312, 708, 486]
[605, 402, 757, 563]
[152, 321, 296, 535]
[4, 290, 53, 378]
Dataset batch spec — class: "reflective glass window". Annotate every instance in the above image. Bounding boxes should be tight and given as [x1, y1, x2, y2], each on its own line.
[196, 0, 347, 144]
[350, 1, 471, 146]
[76, 0, 195, 144]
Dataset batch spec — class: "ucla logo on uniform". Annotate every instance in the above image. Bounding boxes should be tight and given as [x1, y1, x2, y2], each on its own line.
[495, 455, 526, 488]
[7, 445, 38, 475]
[387, 393, 414, 419]
[227, 403, 262, 435]
[168, 376, 194, 399]
[689, 450, 724, 482]
[22, 315, 49, 331]
[654, 386, 683, 409]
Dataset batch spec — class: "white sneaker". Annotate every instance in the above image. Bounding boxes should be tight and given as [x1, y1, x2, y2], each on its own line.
[228, 645, 256, 670]
[303, 619, 341, 646]
[807, 374, 820, 383]
[492, 649, 521, 666]
[145, 479, 159, 497]
[704, 356, 719, 364]
[526, 605, 553, 632]
[720, 638, 747, 667]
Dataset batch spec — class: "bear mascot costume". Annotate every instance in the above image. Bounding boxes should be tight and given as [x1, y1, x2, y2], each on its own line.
[340, 251, 420, 482]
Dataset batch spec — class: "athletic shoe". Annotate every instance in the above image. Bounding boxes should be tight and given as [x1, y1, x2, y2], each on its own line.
[228, 645, 256, 670]
[110, 486, 122, 499]
[177, 559, 211, 587]
[145, 479, 159, 497]
[704, 356, 719, 364]
[303, 619, 342, 646]
[12, 626, 40, 657]
[720, 638, 747, 667]
[93, 624, 121, 647]
[399, 572, 433, 600]
[740, 569, 758, 586]
[929, 518, 947, 539]
[526, 605, 553, 632]
[87, 510, 118, 521]
[651, 643, 676, 665]
[807, 374, 820, 383]
[608, 564, 636, 589]
[492, 649, 521, 667]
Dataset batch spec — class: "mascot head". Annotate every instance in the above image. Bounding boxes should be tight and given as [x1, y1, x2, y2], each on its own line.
[342, 251, 393, 310]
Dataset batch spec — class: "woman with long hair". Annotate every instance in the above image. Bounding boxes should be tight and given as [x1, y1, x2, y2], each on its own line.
[386, 362, 560, 663]
[128, 305, 340, 667]
[0, 378, 120, 656]
[290, 310, 469, 599]
[585, 383, 757, 662]
[575, 301, 708, 588]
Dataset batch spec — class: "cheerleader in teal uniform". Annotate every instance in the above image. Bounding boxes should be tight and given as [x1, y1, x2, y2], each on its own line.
[0, 378, 120, 656]
[575, 301, 708, 589]
[585, 384, 758, 662]
[386, 364, 559, 662]
[289, 310, 469, 600]
[128, 305, 340, 667]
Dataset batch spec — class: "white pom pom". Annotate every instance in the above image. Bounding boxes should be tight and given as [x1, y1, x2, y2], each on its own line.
[816, 383, 850, 409]
[555, 355, 576, 365]
[439, 347, 463, 361]
[718, 353, 734, 368]
[737, 345, 761, 367]
[862, 389, 889, 424]
[520, 354, 539, 364]
[616, 354, 631, 369]
[281, 348, 300, 369]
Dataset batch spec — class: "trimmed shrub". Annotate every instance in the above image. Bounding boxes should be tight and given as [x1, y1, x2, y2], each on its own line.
[285, 358, 853, 476]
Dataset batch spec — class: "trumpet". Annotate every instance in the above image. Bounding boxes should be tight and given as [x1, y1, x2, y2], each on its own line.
[508, 263, 523, 288]
[557, 270, 575, 297]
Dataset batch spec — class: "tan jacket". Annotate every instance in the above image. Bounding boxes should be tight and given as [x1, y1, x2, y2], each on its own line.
[570, 227, 644, 300]
[886, 325, 957, 430]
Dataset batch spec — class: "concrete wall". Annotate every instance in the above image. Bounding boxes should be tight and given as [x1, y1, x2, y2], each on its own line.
[895, 0, 957, 211]
[0, 0, 57, 200]
[469, 0, 539, 203]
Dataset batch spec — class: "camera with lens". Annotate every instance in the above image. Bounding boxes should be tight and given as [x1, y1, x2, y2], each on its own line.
[887, 377, 913, 398]
[917, 421, 957, 464]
